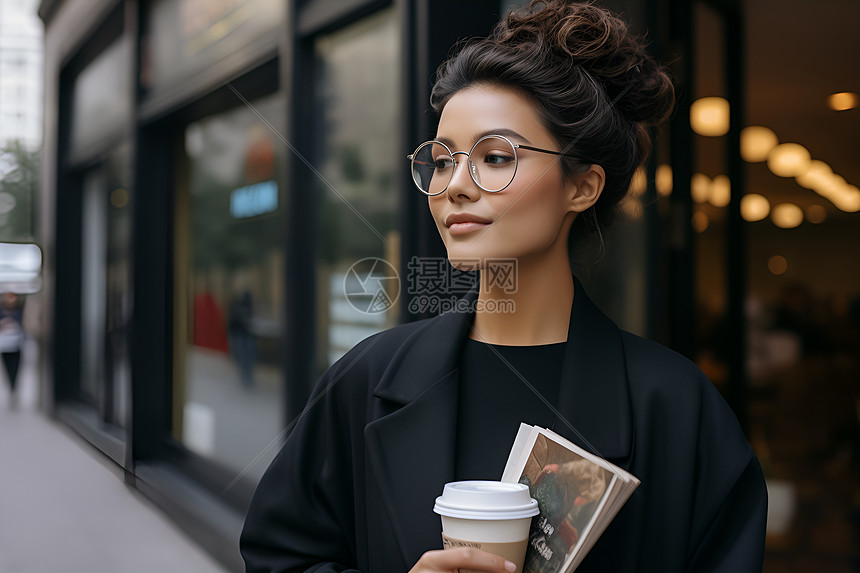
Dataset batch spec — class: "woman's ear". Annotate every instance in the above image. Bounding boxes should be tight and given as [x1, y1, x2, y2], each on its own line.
[567, 164, 606, 213]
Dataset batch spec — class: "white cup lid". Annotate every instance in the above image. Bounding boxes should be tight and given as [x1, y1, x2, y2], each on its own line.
[433, 481, 539, 520]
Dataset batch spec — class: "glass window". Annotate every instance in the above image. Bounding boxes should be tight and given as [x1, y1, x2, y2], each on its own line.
[313, 8, 401, 371]
[173, 92, 285, 484]
[740, 1, 860, 568]
[141, 0, 284, 94]
[70, 38, 131, 156]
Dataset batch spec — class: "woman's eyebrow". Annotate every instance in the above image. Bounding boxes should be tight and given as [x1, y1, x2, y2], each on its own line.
[434, 129, 533, 149]
[484, 128, 532, 144]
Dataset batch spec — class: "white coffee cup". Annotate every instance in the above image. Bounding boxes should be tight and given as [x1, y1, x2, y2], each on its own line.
[434, 481, 539, 573]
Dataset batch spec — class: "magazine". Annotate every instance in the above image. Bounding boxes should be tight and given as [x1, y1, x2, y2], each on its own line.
[501, 423, 640, 573]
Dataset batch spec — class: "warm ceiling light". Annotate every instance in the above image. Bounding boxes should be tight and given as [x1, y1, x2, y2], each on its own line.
[741, 193, 770, 221]
[709, 175, 731, 207]
[690, 97, 730, 136]
[827, 92, 858, 111]
[816, 173, 847, 200]
[691, 173, 711, 203]
[740, 126, 778, 162]
[771, 203, 804, 228]
[767, 143, 812, 177]
[692, 211, 709, 233]
[629, 167, 647, 196]
[805, 204, 827, 224]
[830, 185, 860, 213]
[656, 164, 673, 196]
[795, 160, 832, 190]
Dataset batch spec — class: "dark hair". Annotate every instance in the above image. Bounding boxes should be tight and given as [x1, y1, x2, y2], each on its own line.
[430, 0, 674, 237]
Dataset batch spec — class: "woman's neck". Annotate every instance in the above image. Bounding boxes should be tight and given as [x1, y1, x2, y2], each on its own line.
[469, 253, 574, 346]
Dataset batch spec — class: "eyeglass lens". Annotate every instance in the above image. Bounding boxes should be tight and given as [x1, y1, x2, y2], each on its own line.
[411, 136, 517, 195]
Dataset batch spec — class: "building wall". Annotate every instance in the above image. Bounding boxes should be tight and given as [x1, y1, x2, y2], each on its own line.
[0, 0, 43, 149]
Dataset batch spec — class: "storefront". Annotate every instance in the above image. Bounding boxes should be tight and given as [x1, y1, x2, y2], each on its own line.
[38, 0, 506, 569]
[37, 0, 859, 570]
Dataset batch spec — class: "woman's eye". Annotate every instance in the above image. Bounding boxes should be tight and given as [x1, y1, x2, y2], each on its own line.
[484, 153, 515, 166]
[434, 157, 454, 170]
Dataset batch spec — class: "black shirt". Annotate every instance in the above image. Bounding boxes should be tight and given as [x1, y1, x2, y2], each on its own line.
[454, 337, 566, 481]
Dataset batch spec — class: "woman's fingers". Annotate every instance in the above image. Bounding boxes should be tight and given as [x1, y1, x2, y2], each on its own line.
[409, 547, 517, 572]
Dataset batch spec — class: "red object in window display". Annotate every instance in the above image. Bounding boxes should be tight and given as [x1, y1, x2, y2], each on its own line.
[193, 293, 229, 353]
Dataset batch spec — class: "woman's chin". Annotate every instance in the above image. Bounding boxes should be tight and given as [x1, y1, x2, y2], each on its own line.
[446, 255, 484, 272]
[445, 247, 522, 271]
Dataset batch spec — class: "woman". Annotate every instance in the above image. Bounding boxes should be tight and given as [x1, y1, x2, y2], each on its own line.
[241, 2, 767, 571]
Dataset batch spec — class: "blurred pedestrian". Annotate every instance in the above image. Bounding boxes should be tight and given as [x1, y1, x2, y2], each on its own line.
[228, 290, 256, 388]
[0, 292, 25, 409]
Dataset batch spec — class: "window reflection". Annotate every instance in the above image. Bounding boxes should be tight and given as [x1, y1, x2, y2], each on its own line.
[141, 0, 284, 94]
[70, 38, 131, 157]
[314, 9, 401, 370]
[174, 93, 284, 483]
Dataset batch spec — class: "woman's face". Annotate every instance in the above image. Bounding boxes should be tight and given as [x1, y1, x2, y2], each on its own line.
[428, 84, 582, 270]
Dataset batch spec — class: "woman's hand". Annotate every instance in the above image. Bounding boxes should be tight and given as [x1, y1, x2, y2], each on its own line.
[409, 548, 517, 572]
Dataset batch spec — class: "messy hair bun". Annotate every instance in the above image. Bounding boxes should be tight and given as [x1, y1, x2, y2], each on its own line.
[431, 0, 674, 232]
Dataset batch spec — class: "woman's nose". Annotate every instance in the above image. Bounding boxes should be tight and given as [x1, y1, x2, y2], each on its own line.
[446, 152, 481, 202]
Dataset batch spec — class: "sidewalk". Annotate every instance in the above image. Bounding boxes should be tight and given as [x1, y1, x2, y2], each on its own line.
[0, 339, 230, 573]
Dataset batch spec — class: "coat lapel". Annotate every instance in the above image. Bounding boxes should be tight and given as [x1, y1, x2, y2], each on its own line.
[364, 281, 634, 566]
[556, 279, 634, 464]
[364, 303, 474, 566]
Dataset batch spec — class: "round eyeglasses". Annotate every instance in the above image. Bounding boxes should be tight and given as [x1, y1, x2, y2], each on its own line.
[407, 134, 589, 196]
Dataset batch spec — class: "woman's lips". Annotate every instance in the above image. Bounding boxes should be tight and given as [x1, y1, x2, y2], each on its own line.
[445, 213, 492, 235]
[448, 221, 490, 235]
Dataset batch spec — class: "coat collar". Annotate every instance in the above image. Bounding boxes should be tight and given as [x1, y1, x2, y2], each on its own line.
[364, 280, 633, 566]
[371, 279, 633, 459]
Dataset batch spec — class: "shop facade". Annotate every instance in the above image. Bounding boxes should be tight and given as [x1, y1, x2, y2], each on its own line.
[37, 0, 859, 570]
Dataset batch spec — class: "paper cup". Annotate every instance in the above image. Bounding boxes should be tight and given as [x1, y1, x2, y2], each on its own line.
[434, 481, 539, 573]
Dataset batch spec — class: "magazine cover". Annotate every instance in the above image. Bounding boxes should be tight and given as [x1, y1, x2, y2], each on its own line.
[504, 428, 616, 573]
[502, 424, 640, 573]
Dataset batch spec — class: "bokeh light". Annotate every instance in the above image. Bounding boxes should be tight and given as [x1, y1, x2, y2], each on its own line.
[692, 211, 709, 232]
[741, 126, 778, 162]
[805, 204, 827, 224]
[691, 173, 711, 203]
[741, 193, 770, 222]
[629, 167, 647, 196]
[829, 185, 860, 213]
[795, 160, 832, 190]
[110, 188, 129, 208]
[690, 97, 730, 136]
[709, 175, 731, 207]
[622, 196, 643, 220]
[768, 255, 788, 275]
[827, 92, 858, 111]
[771, 203, 804, 228]
[767, 143, 812, 178]
[656, 164, 673, 196]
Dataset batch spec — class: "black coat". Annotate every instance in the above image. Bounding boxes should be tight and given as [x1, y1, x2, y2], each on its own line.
[241, 285, 767, 572]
